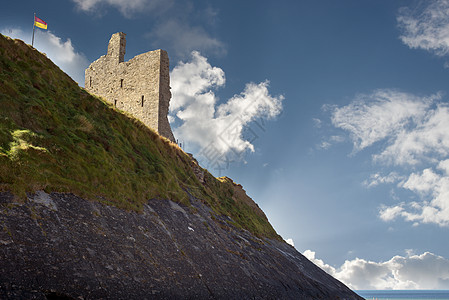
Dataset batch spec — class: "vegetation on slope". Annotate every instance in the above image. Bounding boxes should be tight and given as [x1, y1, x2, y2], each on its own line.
[0, 34, 280, 240]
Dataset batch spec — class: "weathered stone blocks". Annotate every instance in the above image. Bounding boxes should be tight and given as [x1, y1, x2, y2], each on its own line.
[85, 32, 175, 142]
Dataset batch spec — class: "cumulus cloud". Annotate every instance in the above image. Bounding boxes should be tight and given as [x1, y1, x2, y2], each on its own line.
[329, 89, 449, 226]
[398, 0, 449, 57]
[148, 19, 226, 58]
[170, 51, 283, 166]
[304, 250, 449, 290]
[71, 0, 171, 17]
[381, 159, 449, 226]
[1, 28, 89, 86]
[379, 204, 405, 222]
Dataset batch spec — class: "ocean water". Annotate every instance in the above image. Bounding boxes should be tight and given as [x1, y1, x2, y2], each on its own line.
[355, 290, 449, 300]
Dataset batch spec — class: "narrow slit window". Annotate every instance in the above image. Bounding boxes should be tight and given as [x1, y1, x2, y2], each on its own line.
[120, 79, 123, 88]
[114, 99, 117, 107]
[89, 77, 92, 87]
[141, 95, 144, 107]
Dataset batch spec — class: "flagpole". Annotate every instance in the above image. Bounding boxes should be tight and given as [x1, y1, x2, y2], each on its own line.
[32, 12, 35, 47]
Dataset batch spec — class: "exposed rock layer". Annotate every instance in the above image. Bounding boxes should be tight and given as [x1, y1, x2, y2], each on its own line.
[0, 191, 361, 299]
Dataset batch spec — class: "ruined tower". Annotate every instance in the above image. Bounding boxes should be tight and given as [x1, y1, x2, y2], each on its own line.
[85, 32, 175, 142]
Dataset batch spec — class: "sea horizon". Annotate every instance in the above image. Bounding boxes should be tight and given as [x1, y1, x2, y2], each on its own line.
[355, 290, 449, 300]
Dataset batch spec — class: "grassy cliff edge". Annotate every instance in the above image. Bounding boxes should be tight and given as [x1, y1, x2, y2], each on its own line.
[0, 34, 280, 240]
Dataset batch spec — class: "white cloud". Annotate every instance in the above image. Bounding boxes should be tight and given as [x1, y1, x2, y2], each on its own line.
[318, 141, 332, 150]
[71, 0, 171, 17]
[148, 19, 226, 58]
[303, 250, 337, 276]
[329, 89, 449, 227]
[381, 160, 449, 226]
[170, 51, 283, 163]
[403, 168, 441, 194]
[374, 104, 449, 166]
[285, 238, 295, 247]
[330, 135, 345, 143]
[398, 0, 449, 57]
[379, 204, 405, 222]
[72, 0, 102, 11]
[364, 172, 404, 188]
[331, 89, 436, 152]
[170, 51, 225, 111]
[1, 27, 89, 86]
[304, 250, 449, 290]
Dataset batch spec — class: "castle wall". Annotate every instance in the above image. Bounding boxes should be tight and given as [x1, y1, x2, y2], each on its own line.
[85, 33, 175, 142]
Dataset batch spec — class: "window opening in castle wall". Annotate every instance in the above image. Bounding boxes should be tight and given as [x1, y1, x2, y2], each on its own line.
[120, 79, 123, 88]
[89, 77, 92, 87]
[141, 95, 144, 107]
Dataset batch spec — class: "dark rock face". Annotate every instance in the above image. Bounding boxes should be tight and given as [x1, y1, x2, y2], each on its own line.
[0, 192, 362, 299]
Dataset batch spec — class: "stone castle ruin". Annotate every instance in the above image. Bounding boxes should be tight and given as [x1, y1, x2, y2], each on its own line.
[85, 32, 175, 142]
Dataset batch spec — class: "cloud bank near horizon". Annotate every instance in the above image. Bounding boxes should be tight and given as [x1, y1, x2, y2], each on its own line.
[304, 249, 449, 290]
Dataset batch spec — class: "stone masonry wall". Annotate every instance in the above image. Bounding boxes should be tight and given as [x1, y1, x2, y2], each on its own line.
[85, 32, 175, 142]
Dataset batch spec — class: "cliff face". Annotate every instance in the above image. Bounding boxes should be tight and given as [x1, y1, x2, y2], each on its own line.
[0, 191, 360, 299]
[0, 34, 362, 299]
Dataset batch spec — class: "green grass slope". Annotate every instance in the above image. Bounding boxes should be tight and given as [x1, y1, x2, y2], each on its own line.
[0, 34, 280, 240]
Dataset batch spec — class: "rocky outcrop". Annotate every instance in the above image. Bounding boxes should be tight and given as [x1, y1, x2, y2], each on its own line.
[0, 191, 362, 299]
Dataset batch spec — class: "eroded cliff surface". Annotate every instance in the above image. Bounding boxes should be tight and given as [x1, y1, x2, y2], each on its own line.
[0, 191, 361, 299]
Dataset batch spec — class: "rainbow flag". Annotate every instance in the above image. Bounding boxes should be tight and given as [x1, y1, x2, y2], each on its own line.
[34, 16, 47, 30]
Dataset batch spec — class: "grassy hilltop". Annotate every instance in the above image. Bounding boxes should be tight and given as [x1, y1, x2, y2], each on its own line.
[0, 34, 279, 240]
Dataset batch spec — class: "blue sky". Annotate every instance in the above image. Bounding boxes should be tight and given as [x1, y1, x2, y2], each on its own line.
[2, 0, 449, 290]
